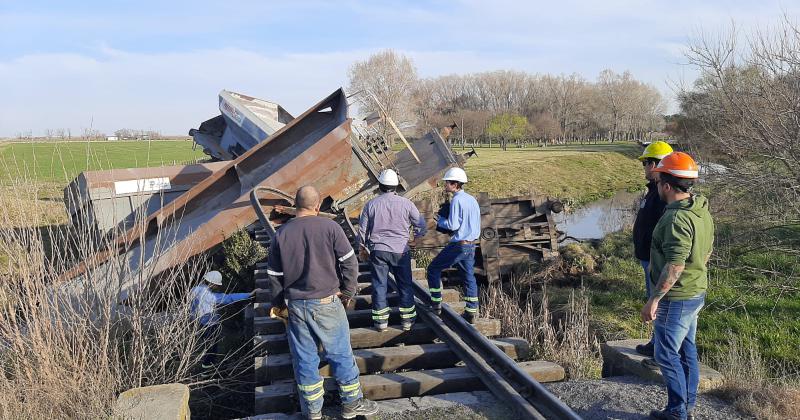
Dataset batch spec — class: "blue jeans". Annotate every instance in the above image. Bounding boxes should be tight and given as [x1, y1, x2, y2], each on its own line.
[426, 243, 478, 313]
[286, 296, 363, 415]
[653, 293, 705, 419]
[370, 250, 416, 325]
[640, 259, 652, 298]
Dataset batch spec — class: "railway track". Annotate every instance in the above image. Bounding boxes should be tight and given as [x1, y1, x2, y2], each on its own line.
[247, 228, 580, 419]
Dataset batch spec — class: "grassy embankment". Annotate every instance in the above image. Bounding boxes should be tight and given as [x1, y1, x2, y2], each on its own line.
[464, 142, 643, 205]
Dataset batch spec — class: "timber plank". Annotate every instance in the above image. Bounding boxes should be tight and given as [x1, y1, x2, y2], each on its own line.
[253, 319, 501, 354]
[255, 337, 529, 383]
[254, 360, 564, 414]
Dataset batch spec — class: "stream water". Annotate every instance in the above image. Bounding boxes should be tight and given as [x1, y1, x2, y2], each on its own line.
[554, 190, 641, 240]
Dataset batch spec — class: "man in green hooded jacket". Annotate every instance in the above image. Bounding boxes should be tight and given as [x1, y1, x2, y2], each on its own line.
[641, 152, 714, 420]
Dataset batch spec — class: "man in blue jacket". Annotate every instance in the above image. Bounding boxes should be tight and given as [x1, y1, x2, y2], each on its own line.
[426, 167, 482, 324]
[189, 270, 254, 368]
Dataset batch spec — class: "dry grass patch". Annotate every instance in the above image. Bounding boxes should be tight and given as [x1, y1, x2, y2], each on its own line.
[708, 335, 800, 420]
[0, 177, 238, 418]
[481, 274, 602, 379]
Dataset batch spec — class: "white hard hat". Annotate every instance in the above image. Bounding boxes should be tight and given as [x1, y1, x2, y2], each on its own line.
[377, 169, 399, 186]
[203, 270, 223, 286]
[442, 167, 468, 183]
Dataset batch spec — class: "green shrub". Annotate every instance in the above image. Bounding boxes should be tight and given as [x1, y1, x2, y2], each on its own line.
[219, 229, 267, 291]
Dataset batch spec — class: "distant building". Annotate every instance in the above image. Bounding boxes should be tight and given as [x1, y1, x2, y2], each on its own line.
[106, 136, 119, 141]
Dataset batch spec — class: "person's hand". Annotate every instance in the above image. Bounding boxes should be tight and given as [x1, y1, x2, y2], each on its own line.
[339, 293, 355, 310]
[268, 304, 289, 325]
[359, 247, 369, 262]
[409, 236, 422, 249]
[640, 298, 659, 323]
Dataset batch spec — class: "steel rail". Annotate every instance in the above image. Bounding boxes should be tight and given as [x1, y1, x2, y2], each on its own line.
[400, 278, 582, 420]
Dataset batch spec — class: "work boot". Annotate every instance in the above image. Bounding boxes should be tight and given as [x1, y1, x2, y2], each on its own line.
[342, 398, 379, 419]
[649, 409, 682, 420]
[641, 357, 659, 370]
[306, 410, 322, 420]
[374, 322, 388, 332]
[401, 320, 414, 331]
[430, 303, 441, 315]
[636, 341, 655, 357]
[463, 311, 477, 325]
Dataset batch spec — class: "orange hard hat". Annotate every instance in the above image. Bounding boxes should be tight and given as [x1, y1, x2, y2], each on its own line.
[652, 152, 699, 179]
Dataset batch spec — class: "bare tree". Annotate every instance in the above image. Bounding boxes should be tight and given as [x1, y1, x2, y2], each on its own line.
[679, 16, 800, 225]
[348, 50, 418, 143]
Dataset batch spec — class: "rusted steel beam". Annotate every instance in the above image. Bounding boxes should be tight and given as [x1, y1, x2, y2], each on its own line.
[62, 89, 367, 298]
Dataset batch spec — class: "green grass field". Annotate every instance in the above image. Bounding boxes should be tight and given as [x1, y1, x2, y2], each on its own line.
[0, 140, 206, 183]
[464, 143, 644, 205]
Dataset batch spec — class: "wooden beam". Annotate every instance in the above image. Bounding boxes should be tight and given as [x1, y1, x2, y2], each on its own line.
[253, 319, 501, 354]
[254, 361, 564, 414]
[254, 302, 467, 335]
[256, 338, 529, 384]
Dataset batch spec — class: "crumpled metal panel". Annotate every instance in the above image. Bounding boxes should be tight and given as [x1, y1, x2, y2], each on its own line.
[63, 89, 360, 299]
[415, 193, 562, 283]
[62, 88, 466, 302]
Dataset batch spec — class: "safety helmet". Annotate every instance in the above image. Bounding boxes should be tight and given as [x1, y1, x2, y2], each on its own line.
[639, 141, 674, 161]
[203, 270, 223, 286]
[652, 152, 699, 179]
[442, 167, 468, 183]
[377, 169, 399, 186]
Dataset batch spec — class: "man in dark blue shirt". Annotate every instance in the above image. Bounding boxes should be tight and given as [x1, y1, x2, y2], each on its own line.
[632, 141, 673, 357]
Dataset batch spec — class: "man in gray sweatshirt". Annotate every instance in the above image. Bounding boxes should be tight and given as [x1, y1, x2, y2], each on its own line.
[267, 185, 378, 420]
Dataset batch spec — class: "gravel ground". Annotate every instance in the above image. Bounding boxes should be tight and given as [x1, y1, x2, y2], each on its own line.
[370, 376, 751, 420]
[544, 376, 750, 420]
[252, 376, 750, 420]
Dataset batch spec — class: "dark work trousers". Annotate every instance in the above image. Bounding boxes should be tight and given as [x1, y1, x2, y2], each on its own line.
[369, 250, 416, 325]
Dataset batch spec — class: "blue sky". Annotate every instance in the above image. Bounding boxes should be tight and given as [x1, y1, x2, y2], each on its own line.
[1, 0, 798, 137]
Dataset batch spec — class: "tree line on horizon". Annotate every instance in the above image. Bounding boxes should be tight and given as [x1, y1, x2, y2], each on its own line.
[348, 50, 668, 149]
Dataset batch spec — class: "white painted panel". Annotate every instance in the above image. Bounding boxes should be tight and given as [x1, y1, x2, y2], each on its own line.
[114, 177, 171, 195]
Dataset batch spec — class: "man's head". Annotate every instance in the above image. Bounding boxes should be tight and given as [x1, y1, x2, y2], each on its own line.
[639, 141, 673, 181]
[442, 167, 468, 193]
[652, 152, 698, 203]
[295, 185, 321, 215]
[378, 169, 399, 193]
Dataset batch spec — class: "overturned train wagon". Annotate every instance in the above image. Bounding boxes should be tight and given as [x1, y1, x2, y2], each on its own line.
[61, 88, 463, 301]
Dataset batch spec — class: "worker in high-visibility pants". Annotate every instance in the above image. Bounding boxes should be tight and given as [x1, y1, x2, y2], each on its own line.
[356, 169, 427, 332]
[426, 167, 482, 323]
[267, 186, 379, 419]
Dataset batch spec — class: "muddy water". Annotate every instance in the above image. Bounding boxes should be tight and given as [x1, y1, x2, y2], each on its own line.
[554, 190, 641, 240]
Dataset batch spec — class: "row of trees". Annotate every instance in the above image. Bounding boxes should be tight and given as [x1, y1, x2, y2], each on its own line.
[348, 50, 668, 147]
[13, 128, 161, 141]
